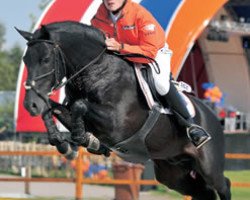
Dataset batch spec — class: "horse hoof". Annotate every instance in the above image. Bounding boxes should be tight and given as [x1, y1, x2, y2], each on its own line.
[56, 142, 70, 154]
[64, 143, 79, 160]
[65, 150, 79, 160]
[56, 142, 79, 160]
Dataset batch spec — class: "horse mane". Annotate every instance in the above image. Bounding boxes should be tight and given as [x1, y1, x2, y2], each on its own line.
[33, 21, 106, 47]
[30, 21, 134, 101]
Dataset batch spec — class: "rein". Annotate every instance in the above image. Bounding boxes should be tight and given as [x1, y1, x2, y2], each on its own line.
[55, 47, 106, 90]
[113, 52, 160, 74]
[24, 39, 106, 107]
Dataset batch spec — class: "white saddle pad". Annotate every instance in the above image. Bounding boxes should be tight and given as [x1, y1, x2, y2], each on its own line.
[134, 64, 195, 117]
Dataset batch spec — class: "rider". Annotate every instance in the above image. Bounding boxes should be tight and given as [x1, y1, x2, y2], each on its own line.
[91, 0, 211, 148]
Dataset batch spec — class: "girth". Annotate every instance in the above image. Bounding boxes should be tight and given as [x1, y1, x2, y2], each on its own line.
[111, 105, 161, 164]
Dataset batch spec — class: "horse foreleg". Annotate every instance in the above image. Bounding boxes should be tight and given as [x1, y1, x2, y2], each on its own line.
[70, 99, 89, 146]
[50, 99, 110, 157]
[49, 99, 72, 131]
[71, 100, 111, 156]
[42, 110, 78, 160]
[50, 99, 88, 145]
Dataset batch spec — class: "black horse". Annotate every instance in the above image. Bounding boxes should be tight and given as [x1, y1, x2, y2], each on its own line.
[16, 21, 231, 200]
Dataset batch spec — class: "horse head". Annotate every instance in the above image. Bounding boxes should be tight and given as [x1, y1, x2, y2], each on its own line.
[16, 25, 62, 116]
[16, 22, 107, 116]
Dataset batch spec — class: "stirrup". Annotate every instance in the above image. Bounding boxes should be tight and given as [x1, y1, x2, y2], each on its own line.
[186, 124, 211, 149]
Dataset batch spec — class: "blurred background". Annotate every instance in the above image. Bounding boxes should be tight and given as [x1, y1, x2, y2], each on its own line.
[0, 0, 250, 200]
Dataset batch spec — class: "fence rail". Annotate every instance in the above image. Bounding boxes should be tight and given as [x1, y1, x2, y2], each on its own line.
[225, 153, 250, 159]
[0, 149, 249, 199]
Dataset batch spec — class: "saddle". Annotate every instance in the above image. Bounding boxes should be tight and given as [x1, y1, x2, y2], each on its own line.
[134, 64, 195, 117]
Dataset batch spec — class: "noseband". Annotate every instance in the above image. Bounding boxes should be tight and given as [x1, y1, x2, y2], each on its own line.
[24, 39, 106, 109]
[23, 69, 56, 109]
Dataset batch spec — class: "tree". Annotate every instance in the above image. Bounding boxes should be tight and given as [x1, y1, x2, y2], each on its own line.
[7, 43, 23, 82]
[0, 0, 51, 134]
[29, 0, 52, 30]
[0, 96, 15, 132]
[0, 51, 13, 90]
[0, 23, 6, 50]
[39, 0, 52, 10]
[0, 23, 22, 90]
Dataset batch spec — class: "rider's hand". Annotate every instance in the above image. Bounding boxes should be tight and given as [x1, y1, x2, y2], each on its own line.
[105, 37, 123, 51]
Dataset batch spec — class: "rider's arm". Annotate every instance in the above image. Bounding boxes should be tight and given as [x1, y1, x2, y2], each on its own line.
[119, 8, 166, 63]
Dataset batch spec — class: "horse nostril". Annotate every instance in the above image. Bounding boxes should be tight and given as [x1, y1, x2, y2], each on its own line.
[24, 100, 40, 116]
[32, 102, 38, 109]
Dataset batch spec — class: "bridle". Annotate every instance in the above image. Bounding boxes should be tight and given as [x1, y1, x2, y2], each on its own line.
[24, 39, 106, 109]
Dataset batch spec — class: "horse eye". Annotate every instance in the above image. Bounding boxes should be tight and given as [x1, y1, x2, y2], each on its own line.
[40, 57, 50, 64]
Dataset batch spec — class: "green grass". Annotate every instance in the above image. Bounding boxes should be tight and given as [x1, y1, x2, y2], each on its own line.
[225, 170, 250, 200]
[230, 188, 250, 200]
[152, 185, 183, 199]
[225, 170, 250, 183]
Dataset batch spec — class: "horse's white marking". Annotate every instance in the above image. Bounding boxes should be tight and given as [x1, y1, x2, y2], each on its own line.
[53, 109, 62, 115]
[190, 170, 197, 179]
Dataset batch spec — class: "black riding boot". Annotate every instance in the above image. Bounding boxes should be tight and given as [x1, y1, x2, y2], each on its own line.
[163, 82, 211, 149]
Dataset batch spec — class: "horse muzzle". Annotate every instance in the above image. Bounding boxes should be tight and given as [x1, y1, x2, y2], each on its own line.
[24, 100, 42, 116]
[24, 91, 47, 116]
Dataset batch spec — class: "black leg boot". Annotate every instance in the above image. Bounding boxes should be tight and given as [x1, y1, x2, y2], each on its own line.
[163, 82, 211, 149]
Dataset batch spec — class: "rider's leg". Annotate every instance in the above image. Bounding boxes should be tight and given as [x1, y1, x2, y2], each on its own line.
[151, 44, 211, 148]
[164, 82, 211, 148]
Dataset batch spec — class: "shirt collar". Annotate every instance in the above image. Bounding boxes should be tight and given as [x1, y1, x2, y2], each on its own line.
[109, 11, 122, 23]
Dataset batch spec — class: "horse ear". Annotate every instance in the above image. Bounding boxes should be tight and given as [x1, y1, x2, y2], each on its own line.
[38, 25, 50, 39]
[15, 27, 33, 41]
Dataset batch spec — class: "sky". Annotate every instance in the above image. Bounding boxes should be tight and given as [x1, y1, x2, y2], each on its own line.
[0, 0, 44, 50]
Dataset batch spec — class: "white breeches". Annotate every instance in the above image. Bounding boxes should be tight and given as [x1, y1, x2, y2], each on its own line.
[149, 44, 172, 96]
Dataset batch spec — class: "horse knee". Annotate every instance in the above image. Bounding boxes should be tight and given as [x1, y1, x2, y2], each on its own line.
[71, 100, 88, 116]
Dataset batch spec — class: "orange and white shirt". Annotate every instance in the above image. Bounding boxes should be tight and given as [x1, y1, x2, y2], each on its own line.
[91, 0, 166, 63]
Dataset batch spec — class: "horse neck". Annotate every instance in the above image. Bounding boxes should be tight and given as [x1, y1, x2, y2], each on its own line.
[67, 53, 137, 103]
[44, 21, 106, 76]
[60, 41, 105, 77]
